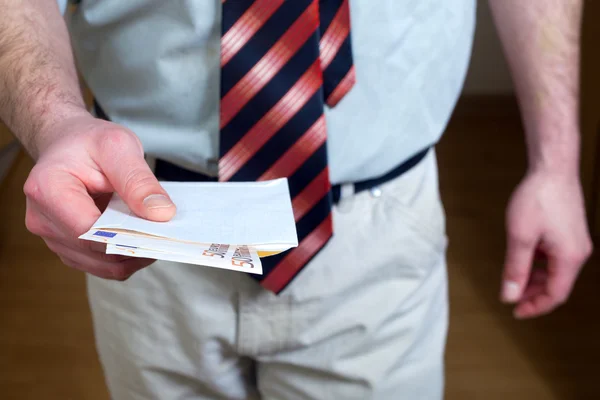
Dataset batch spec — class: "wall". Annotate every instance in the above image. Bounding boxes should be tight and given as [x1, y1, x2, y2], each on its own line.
[462, 1, 514, 95]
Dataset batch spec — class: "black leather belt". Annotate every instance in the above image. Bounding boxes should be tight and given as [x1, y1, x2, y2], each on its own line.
[94, 101, 430, 204]
[331, 147, 429, 204]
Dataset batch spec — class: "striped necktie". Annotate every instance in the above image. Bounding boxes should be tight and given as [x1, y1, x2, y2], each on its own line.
[219, 0, 355, 294]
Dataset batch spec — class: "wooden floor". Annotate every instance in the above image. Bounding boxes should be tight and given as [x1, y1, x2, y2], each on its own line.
[1, 106, 599, 399]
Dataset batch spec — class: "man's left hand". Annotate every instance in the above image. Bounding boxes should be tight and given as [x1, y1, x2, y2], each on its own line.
[501, 170, 593, 319]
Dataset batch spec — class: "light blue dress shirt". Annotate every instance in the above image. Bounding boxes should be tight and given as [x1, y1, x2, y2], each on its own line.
[63, 0, 476, 184]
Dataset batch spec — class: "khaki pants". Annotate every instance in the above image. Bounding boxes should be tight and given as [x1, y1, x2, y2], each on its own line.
[86, 149, 449, 399]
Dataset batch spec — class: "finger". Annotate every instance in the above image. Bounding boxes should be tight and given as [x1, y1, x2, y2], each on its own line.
[92, 130, 176, 222]
[514, 293, 555, 319]
[28, 197, 110, 255]
[45, 238, 130, 264]
[59, 255, 150, 281]
[28, 198, 109, 254]
[514, 257, 581, 319]
[545, 256, 581, 308]
[519, 268, 547, 302]
[87, 241, 107, 253]
[519, 284, 546, 303]
[501, 236, 537, 303]
[25, 168, 101, 240]
[47, 239, 154, 280]
[24, 198, 64, 239]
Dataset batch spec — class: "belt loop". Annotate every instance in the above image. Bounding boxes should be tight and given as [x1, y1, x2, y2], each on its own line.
[340, 182, 355, 200]
[336, 182, 355, 213]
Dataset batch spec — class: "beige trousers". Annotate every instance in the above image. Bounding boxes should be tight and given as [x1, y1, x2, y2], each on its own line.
[86, 149, 449, 400]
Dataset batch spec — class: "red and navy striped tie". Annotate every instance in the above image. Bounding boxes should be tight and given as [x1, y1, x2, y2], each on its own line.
[219, 0, 355, 294]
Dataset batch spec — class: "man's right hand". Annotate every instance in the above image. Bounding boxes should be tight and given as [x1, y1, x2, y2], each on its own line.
[23, 113, 176, 281]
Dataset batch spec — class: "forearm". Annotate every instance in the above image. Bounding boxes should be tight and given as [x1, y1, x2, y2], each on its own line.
[0, 0, 88, 159]
[489, 0, 583, 177]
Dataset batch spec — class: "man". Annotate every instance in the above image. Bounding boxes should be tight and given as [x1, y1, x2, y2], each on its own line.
[0, 0, 592, 398]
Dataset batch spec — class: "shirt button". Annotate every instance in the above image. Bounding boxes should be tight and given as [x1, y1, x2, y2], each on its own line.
[370, 187, 382, 198]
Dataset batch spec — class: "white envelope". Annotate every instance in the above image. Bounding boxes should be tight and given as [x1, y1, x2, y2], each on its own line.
[81, 178, 298, 254]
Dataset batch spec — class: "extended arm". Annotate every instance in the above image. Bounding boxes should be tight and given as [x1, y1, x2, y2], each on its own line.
[0, 0, 87, 159]
[0, 0, 175, 281]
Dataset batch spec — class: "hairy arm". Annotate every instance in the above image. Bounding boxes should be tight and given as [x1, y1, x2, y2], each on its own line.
[0, 1, 175, 281]
[489, 0, 591, 319]
[0, 0, 88, 160]
[489, 0, 582, 176]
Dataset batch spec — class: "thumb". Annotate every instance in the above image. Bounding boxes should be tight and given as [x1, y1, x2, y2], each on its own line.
[93, 130, 176, 221]
[501, 234, 536, 303]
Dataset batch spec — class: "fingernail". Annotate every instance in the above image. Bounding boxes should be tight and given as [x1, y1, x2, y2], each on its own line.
[502, 281, 521, 303]
[143, 194, 174, 210]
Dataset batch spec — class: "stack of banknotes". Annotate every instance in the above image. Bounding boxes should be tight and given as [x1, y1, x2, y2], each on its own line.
[79, 178, 299, 276]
